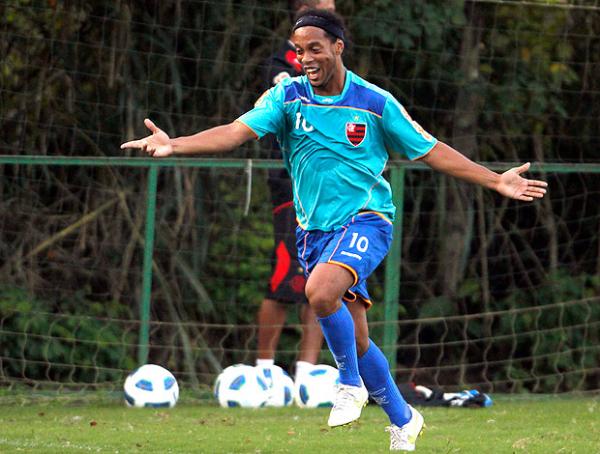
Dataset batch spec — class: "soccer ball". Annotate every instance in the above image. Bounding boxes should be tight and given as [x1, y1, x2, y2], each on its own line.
[255, 364, 295, 407]
[294, 364, 340, 408]
[214, 364, 269, 408]
[123, 364, 179, 408]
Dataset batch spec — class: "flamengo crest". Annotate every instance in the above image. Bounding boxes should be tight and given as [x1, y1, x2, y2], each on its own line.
[346, 122, 367, 146]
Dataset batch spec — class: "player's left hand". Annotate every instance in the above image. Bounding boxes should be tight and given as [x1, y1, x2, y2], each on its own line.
[496, 162, 548, 201]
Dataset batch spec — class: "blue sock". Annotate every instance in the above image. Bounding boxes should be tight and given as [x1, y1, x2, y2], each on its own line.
[317, 303, 361, 387]
[358, 339, 411, 426]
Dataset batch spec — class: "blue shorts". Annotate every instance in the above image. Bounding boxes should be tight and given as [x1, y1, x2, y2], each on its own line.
[295, 212, 393, 308]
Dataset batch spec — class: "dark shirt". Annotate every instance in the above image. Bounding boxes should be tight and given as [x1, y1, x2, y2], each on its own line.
[262, 40, 302, 209]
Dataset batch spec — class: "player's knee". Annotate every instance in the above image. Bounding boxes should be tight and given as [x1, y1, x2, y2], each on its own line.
[305, 284, 340, 317]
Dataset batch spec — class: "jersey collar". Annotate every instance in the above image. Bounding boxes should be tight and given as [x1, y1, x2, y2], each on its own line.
[308, 69, 352, 105]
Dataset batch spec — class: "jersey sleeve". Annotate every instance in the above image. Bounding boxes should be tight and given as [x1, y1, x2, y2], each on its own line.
[382, 96, 437, 160]
[236, 84, 285, 139]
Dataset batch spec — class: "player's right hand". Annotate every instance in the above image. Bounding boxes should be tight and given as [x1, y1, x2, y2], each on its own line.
[120, 119, 173, 157]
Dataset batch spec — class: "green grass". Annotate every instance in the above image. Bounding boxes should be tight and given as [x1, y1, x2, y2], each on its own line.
[0, 396, 599, 453]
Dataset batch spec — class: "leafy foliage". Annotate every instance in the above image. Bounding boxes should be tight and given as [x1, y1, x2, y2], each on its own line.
[0, 1, 599, 392]
[0, 288, 137, 385]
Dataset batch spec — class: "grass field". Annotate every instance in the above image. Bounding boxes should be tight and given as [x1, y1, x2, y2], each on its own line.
[0, 395, 599, 453]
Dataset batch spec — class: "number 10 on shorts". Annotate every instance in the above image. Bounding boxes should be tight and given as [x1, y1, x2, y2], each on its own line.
[349, 232, 369, 252]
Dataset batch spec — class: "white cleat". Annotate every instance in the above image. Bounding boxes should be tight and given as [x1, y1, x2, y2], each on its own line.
[386, 405, 425, 451]
[327, 382, 369, 427]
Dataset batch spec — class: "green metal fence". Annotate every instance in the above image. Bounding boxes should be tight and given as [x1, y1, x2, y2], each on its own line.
[1, 155, 600, 375]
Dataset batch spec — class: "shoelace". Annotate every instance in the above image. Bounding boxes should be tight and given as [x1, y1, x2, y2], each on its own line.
[332, 384, 361, 410]
[385, 425, 410, 450]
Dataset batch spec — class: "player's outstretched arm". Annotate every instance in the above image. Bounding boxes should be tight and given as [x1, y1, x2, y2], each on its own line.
[120, 118, 257, 157]
[421, 141, 548, 201]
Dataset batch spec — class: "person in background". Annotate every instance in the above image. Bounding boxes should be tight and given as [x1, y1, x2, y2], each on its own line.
[255, 0, 335, 381]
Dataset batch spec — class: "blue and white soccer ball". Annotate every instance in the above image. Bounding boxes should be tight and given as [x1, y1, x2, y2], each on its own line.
[294, 364, 340, 408]
[255, 364, 294, 407]
[123, 364, 179, 408]
[214, 364, 269, 408]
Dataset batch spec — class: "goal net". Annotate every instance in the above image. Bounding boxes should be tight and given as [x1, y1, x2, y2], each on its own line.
[1, 0, 599, 399]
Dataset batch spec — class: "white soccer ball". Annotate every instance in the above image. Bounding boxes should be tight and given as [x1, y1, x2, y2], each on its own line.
[214, 364, 269, 408]
[255, 364, 295, 407]
[294, 364, 340, 408]
[123, 364, 179, 408]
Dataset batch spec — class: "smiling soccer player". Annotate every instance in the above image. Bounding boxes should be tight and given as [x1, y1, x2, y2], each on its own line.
[121, 8, 547, 451]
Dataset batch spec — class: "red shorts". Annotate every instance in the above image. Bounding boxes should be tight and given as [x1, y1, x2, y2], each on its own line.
[265, 202, 307, 304]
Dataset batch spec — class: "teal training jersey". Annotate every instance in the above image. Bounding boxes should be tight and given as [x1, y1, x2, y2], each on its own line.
[237, 70, 437, 231]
